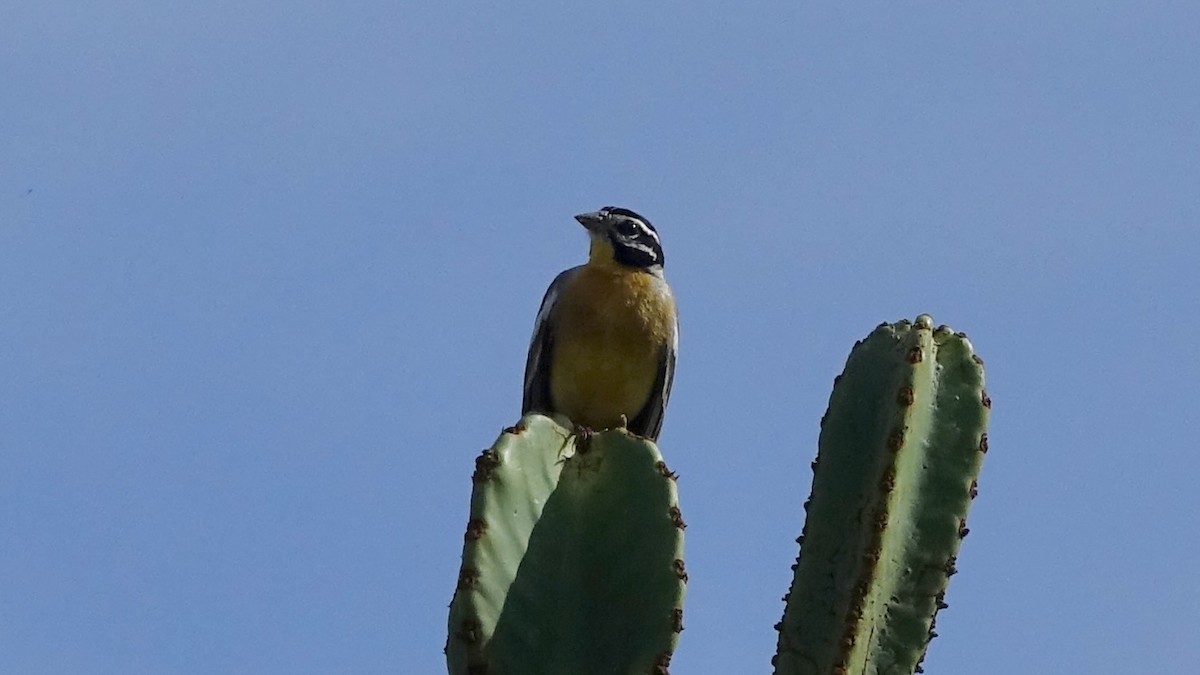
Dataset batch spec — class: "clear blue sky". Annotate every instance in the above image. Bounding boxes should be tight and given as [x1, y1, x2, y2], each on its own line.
[2, 3, 1197, 673]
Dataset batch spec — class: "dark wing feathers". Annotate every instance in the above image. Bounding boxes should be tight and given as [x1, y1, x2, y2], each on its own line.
[629, 318, 677, 441]
[521, 269, 574, 416]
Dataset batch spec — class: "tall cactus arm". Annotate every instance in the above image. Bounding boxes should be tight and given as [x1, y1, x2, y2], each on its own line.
[773, 315, 991, 675]
[447, 414, 687, 675]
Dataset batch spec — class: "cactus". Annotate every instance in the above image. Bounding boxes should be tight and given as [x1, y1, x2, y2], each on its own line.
[446, 316, 989, 675]
[772, 315, 991, 675]
[446, 413, 686, 675]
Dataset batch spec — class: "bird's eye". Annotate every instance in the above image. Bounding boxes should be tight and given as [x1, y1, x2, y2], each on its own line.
[615, 220, 639, 237]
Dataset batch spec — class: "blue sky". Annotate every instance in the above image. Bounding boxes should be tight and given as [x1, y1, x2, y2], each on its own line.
[2, 2, 1197, 673]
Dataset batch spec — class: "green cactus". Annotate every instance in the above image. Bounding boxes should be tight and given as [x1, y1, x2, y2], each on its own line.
[772, 315, 990, 675]
[446, 413, 687, 675]
[446, 316, 989, 674]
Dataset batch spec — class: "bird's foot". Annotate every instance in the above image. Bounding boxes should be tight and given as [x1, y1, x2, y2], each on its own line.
[572, 423, 596, 453]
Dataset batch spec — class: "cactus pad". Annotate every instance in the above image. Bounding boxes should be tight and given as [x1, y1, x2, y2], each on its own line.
[773, 315, 991, 675]
[447, 414, 687, 674]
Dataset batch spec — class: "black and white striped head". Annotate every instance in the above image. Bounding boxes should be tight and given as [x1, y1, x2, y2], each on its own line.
[575, 206, 664, 271]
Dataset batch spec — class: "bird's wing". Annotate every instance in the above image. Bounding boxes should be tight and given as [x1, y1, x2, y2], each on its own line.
[522, 267, 577, 416]
[630, 312, 678, 441]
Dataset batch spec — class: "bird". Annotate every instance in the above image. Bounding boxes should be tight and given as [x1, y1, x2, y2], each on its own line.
[522, 206, 678, 441]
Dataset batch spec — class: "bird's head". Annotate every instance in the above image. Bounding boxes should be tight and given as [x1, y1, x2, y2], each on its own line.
[575, 206, 664, 272]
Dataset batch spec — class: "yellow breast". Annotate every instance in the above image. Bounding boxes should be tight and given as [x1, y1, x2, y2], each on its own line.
[549, 265, 675, 431]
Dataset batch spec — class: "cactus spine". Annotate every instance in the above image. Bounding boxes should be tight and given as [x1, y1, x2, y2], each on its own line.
[447, 414, 686, 675]
[773, 315, 990, 675]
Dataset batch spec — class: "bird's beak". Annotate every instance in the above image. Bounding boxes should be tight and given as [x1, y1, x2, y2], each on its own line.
[574, 211, 606, 233]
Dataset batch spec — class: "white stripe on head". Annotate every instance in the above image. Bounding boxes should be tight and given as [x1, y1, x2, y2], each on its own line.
[628, 239, 658, 257]
[612, 214, 659, 244]
[632, 218, 660, 245]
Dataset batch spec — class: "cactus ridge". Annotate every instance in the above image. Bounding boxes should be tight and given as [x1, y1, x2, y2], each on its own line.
[773, 316, 990, 675]
[447, 414, 686, 675]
